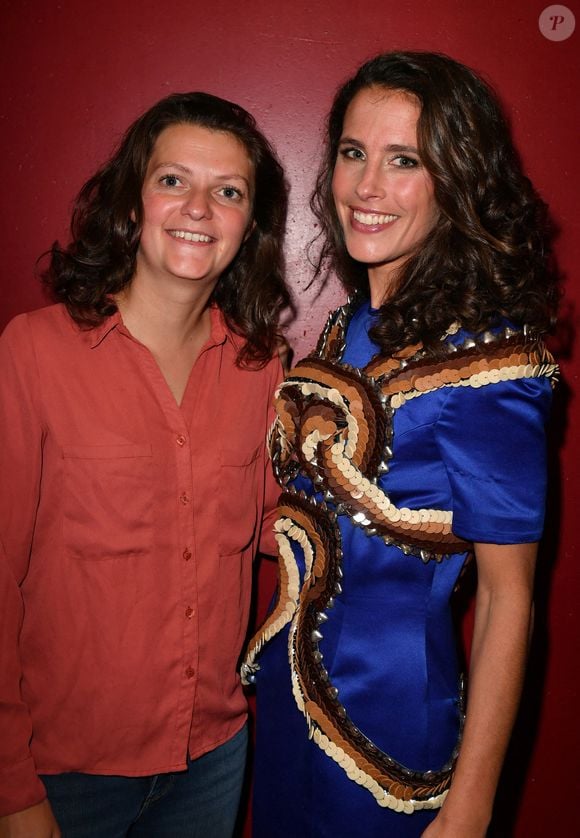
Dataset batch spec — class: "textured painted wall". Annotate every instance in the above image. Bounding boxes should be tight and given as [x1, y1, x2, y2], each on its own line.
[1, 1, 578, 833]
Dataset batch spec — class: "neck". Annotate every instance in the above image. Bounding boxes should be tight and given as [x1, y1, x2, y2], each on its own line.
[367, 255, 408, 307]
[115, 272, 217, 351]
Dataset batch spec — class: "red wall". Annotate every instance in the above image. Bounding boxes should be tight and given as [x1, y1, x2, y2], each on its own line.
[1, 1, 578, 834]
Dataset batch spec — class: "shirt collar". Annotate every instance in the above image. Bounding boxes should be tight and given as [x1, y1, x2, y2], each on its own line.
[84, 310, 123, 348]
[84, 305, 244, 353]
[208, 305, 245, 354]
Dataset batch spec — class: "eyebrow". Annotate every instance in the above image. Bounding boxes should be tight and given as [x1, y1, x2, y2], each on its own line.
[338, 138, 419, 154]
[151, 161, 251, 186]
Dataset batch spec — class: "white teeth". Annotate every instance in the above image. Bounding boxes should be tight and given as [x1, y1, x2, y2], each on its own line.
[169, 230, 212, 243]
[353, 210, 397, 226]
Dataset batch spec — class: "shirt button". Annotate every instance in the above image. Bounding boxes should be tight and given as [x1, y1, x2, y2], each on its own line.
[176, 434, 186, 446]
[185, 666, 195, 679]
[183, 548, 192, 561]
[185, 606, 194, 619]
[179, 492, 191, 505]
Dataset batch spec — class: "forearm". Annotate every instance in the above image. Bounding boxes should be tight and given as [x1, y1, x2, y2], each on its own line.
[0, 800, 60, 838]
[444, 597, 532, 827]
[0, 546, 48, 816]
[426, 542, 537, 836]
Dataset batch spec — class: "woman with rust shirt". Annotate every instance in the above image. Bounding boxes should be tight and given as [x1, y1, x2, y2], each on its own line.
[0, 92, 289, 838]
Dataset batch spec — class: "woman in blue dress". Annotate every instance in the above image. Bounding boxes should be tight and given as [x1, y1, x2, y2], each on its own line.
[243, 52, 558, 836]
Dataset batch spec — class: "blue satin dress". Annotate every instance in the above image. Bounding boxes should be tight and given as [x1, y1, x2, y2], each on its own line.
[249, 302, 554, 837]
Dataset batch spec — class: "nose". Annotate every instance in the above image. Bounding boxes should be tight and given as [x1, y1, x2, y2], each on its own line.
[355, 161, 386, 201]
[181, 189, 212, 220]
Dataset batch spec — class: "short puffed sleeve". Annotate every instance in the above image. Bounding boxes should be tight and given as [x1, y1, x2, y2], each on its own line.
[434, 376, 552, 543]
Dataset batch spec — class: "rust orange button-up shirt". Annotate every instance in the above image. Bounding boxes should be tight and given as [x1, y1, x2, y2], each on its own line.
[0, 304, 281, 816]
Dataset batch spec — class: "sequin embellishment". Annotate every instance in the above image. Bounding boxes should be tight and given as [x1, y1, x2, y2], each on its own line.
[242, 303, 558, 812]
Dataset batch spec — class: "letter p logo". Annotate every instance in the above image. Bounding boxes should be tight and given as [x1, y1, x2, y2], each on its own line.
[539, 5, 576, 41]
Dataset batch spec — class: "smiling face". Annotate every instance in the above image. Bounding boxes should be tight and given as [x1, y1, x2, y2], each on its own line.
[135, 122, 254, 294]
[331, 86, 439, 303]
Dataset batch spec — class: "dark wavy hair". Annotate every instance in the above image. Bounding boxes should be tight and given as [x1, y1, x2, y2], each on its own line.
[44, 92, 290, 365]
[311, 51, 557, 355]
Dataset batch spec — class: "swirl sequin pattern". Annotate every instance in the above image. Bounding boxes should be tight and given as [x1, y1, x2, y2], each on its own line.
[243, 303, 558, 812]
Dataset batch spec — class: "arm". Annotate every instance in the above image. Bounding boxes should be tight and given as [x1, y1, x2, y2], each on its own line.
[0, 317, 52, 820]
[423, 540, 537, 837]
[0, 801, 61, 838]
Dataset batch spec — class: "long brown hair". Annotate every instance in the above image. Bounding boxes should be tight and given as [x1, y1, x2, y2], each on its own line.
[44, 92, 291, 365]
[311, 51, 557, 355]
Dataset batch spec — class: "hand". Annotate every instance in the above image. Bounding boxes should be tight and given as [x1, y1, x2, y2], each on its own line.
[0, 800, 61, 838]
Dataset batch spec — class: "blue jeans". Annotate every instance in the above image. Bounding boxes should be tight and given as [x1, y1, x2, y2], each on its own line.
[40, 724, 248, 838]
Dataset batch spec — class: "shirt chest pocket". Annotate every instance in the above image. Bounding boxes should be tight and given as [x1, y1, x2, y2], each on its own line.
[218, 444, 261, 556]
[62, 444, 153, 560]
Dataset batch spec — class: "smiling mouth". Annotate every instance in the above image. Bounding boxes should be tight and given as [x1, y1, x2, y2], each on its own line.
[353, 210, 398, 226]
[168, 230, 213, 243]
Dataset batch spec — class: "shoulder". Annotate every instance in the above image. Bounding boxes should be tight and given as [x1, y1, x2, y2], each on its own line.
[433, 326, 555, 467]
[215, 306, 284, 384]
[384, 322, 556, 415]
[434, 326, 556, 543]
[2, 303, 73, 343]
[0, 308, 68, 399]
[441, 321, 558, 393]
[1, 305, 96, 380]
[314, 298, 364, 361]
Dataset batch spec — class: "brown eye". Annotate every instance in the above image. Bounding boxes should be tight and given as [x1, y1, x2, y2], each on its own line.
[340, 147, 365, 161]
[218, 185, 244, 201]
